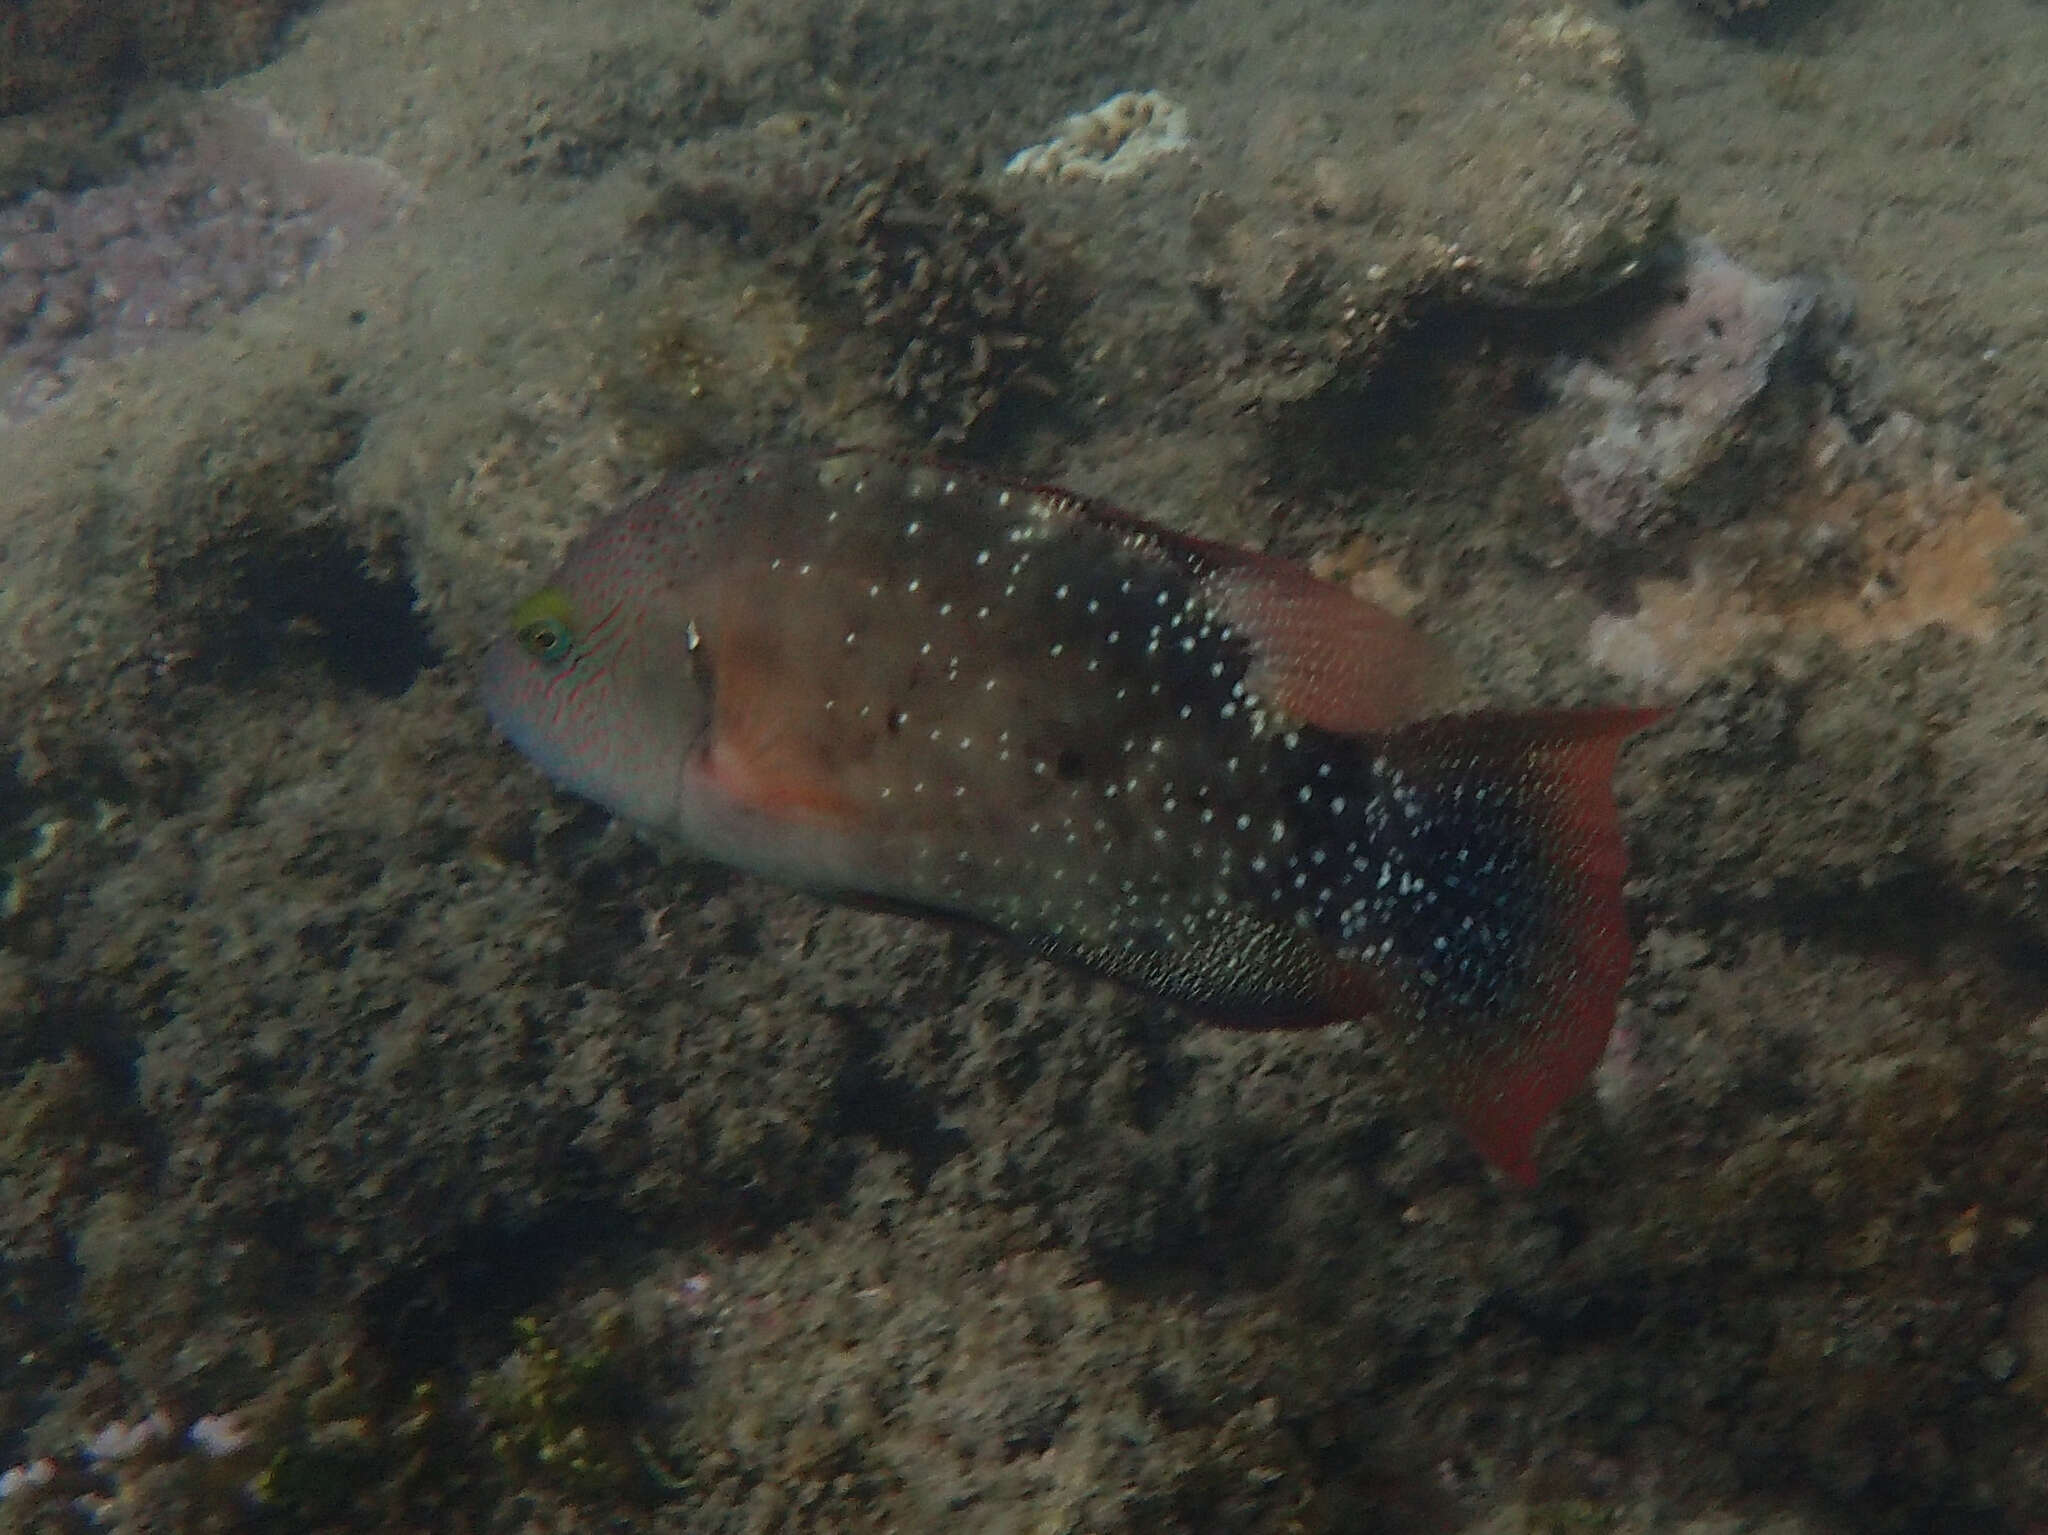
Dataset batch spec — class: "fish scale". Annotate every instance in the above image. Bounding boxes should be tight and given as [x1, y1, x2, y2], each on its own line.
[483, 450, 1662, 1183]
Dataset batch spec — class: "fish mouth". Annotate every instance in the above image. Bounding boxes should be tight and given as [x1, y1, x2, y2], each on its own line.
[476, 637, 527, 737]
[479, 637, 571, 775]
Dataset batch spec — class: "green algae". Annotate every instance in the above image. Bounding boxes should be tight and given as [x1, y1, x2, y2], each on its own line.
[482, 1311, 686, 1504]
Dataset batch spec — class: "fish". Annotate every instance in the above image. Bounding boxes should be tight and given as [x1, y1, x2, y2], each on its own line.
[481, 450, 1662, 1183]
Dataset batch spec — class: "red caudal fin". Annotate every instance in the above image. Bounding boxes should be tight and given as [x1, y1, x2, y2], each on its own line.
[1362, 707, 1665, 1184]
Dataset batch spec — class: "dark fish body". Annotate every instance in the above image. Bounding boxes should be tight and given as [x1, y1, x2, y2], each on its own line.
[483, 451, 1660, 1182]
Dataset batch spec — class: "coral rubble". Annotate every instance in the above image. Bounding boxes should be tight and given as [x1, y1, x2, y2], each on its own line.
[1003, 91, 1192, 183]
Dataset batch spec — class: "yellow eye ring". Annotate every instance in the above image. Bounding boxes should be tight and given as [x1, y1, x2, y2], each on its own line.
[510, 588, 577, 665]
[517, 615, 573, 662]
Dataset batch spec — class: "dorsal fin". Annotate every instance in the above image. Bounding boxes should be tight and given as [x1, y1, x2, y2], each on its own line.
[1045, 486, 1461, 733]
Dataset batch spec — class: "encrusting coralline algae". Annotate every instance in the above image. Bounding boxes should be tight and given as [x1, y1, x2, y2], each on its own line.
[0, 101, 409, 424]
[1553, 238, 1820, 540]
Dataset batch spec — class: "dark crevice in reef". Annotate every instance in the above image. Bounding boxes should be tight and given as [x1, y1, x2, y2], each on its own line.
[359, 1199, 644, 1373]
[145, 397, 441, 698]
[0, 987, 147, 1101]
[1777, 866, 2042, 958]
[1257, 258, 1681, 496]
[828, 1007, 968, 1187]
[151, 516, 440, 697]
[1681, 864, 2048, 1009]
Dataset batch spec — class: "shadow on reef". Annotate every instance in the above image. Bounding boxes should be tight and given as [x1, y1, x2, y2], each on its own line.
[151, 517, 438, 697]
[146, 420, 441, 699]
[1621, 0, 1848, 45]
[1249, 256, 1715, 568]
[359, 1198, 644, 1372]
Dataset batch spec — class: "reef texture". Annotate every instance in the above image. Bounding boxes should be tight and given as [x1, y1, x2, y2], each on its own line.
[0, 0, 310, 118]
[831, 159, 1065, 451]
[3, 0, 2048, 1532]
[1003, 90, 1193, 183]
[631, 131, 1068, 455]
[0, 101, 410, 424]
[1682, 0, 1829, 38]
[1554, 239, 1821, 540]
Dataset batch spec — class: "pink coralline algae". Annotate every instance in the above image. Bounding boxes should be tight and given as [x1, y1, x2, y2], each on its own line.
[1553, 239, 1819, 539]
[0, 102, 411, 424]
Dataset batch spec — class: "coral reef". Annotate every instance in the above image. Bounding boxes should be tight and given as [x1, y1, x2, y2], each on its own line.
[4, 0, 2048, 1531]
[1003, 91, 1192, 183]
[1114, 1, 1672, 475]
[482, 1311, 677, 1502]
[0, 0, 311, 117]
[830, 157, 1062, 450]
[633, 128, 1066, 454]
[1588, 410, 2023, 690]
[1553, 240, 1820, 539]
[0, 100, 410, 424]
[495, 1184, 1353, 1535]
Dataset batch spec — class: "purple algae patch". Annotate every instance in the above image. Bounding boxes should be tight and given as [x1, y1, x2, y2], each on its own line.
[0, 102, 412, 424]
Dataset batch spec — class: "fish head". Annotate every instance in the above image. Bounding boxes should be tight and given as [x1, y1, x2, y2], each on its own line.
[480, 500, 713, 828]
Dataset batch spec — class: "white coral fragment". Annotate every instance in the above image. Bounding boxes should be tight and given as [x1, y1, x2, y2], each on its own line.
[1003, 91, 1191, 182]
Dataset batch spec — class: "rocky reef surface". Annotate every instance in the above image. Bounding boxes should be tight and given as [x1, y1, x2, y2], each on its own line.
[0, 0, 312, 119]
[3, 1, 2048, 1532]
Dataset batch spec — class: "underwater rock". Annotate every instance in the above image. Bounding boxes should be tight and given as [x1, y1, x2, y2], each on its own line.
[1334, 3, 1667, 308]
[0, 0, 310, 117]
[1554, 238, 1819, 540]
[1587, 409, 2021, 691]
[1138, 2, 1672, 439]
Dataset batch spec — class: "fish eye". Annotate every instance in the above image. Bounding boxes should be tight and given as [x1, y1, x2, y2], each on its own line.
[517, 615, 573, 663]
[509, 588, 578, 666]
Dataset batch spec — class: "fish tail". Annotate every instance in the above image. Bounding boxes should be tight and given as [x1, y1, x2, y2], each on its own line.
[1347, 706, 1664, 1184]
